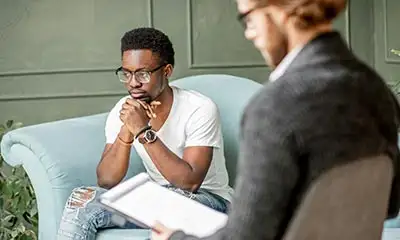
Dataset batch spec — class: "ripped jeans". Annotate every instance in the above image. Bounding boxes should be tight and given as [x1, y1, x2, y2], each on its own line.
[57, 185, 229, 240]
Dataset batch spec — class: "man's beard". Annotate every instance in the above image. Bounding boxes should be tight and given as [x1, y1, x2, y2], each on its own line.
[269, 45, 288, 68]
[151, 81, 167, 102]
[128, 91, 152, 103]
[138, 96, 152, 103]
[145, 82, 168, 103]
[262, 32, 288, 69]
[263, 15, 289, 69]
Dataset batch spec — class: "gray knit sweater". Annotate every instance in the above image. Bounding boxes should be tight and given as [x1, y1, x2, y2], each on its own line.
[170, 31, 400, 240]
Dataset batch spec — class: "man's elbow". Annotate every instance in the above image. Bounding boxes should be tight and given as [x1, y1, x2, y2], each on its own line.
[188, 184, 201, 192]
[179, 178, 202, 192]
[97, 176, 117, 189]
[176, 184, 199, 193]
[96, 169, 118, 189]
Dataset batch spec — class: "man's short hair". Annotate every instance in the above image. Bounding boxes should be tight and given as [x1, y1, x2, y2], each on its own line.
[121, 27, 175, 66]
[257, 0, 347, 29]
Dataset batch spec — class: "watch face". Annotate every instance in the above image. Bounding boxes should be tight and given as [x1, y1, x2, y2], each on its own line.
[144, 130, 157, 142]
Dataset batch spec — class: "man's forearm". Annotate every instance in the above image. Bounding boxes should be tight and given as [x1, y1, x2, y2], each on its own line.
[143, 139, 199, 191]
[96, 126, 133, 189]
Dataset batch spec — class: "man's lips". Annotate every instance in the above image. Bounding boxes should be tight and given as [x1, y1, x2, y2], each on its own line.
[129, 90, 146, 97]
[130, 92, 144, 98]
[129, 91, 151, 101]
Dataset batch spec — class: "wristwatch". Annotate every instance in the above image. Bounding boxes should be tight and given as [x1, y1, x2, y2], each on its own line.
[138, 129, 157, 144]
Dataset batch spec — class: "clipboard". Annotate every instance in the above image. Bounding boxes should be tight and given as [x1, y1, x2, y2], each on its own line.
[98, 173, 228, 237]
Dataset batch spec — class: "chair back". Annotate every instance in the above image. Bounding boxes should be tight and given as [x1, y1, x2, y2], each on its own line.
[283, 155, 393, 240]
[171, 74, 262, 185]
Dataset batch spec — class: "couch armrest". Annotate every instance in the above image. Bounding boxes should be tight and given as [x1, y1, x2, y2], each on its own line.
[0, 113, 145, 240]
[1, 113, 111, 186]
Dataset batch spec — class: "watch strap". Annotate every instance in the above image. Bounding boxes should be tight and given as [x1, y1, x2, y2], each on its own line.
[134, 125, 151, 139]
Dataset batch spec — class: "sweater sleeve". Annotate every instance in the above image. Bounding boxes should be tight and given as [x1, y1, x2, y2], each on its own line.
[169, 88, 300, 240]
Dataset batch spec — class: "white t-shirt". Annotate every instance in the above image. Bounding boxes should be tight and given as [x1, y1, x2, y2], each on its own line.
[105, 86, 234, 201]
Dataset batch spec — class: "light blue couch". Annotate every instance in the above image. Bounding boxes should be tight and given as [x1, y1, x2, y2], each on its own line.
[1, 74, 262, 240]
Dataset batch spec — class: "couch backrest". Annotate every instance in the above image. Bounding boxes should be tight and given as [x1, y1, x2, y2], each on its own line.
[171, 74, 262, 186]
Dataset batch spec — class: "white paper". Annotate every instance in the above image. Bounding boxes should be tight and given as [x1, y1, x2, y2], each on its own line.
[101, 174, 228, 238]
[382, 228, 400, 240]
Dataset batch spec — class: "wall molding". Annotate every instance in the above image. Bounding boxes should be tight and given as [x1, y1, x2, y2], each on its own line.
[0, 91, 127, 101]
[148, 0, 154, 27]
[186, 0, 265, 69]
[383, 0, 400, 63]
[0, 0, 154, 77]
[0, 67, 116, 77]
[344, 3, 351, 45]
[186, 0, 350, 69]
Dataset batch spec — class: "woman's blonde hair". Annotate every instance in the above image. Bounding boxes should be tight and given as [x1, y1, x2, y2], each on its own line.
[262, 0, 347, 29]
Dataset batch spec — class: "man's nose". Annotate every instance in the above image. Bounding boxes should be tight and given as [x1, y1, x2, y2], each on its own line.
[129, 75, 142, 88]
[245, 27, 256, 41]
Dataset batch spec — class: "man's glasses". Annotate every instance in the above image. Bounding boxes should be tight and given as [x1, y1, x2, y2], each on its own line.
[115, 64, 166, 84]
[237, 4, 268, 28]
[237, 9, 256, 27]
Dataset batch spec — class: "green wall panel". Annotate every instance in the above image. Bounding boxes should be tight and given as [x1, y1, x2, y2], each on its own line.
[374, 0, 400, 84]
[0, 0, 353, 125]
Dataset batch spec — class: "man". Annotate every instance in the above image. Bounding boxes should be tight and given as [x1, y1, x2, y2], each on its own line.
[152, 0, 400, 239]
[57, 27, 233, 240]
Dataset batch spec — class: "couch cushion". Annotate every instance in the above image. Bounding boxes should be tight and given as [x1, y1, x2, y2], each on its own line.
[96, 229, 150, 240]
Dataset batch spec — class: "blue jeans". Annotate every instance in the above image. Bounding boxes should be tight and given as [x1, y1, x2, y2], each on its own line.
[57, 185, 229, 240]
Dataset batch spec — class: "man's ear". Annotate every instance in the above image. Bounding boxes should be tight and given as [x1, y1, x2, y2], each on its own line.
[164, 64, 173, 79]
[268, 6, 289, 27]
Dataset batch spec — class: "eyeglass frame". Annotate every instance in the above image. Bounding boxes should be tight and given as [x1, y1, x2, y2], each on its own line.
[237, 3, 268, 28]
[115, 64, 167, 84]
